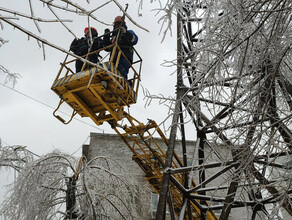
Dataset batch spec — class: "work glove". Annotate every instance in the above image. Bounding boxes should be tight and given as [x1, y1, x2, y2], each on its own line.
[104, 28, 110, 35]
[103, 29, 111, 42]
[120, 27, 126, 34]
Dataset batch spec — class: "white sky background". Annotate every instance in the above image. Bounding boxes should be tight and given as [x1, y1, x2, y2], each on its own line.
[0, 0, 178, 154]
[0, 0, 180, 203]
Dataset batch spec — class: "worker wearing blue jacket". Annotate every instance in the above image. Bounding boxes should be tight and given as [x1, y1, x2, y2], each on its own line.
[103, 16, 138, 79]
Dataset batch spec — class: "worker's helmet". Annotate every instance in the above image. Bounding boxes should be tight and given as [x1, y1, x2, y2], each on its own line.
[84, 27, 98, 34]
[114, 16, 125, 24]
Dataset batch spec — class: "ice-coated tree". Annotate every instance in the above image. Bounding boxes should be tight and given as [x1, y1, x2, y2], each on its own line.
[0, 151, 149, 219]
[0, 1, 152, 219]
[149, 1, 292, 220]
[0, 144, 34, 172]
[1, 0, 292, 219]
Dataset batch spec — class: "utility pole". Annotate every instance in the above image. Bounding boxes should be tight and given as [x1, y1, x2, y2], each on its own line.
[155, 1, 292, 219]
[155, 3, 184, 219]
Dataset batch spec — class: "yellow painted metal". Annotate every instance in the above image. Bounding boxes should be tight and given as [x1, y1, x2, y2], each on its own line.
[52, 43, 217, 219]
[51, 43, 142, 125]
[109, 113, 218, 219]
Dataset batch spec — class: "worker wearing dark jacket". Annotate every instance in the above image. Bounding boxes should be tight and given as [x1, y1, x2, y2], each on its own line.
[70, 27, 103, 73]
[103, 16, 138, 79]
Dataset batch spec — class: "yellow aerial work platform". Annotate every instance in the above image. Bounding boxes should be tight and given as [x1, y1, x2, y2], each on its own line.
[52, 42, 217, 220]
[51, 43, 142, 125]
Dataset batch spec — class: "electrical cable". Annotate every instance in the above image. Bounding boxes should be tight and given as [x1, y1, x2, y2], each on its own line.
[70, 135, 90, 156]
[0, 82, 104, 131]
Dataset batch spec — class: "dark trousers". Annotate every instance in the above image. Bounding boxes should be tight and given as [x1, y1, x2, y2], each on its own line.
[117, 58, 130, 79]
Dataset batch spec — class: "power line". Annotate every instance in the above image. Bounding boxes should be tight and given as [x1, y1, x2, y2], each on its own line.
[70, 135, 90, 156]
[0, 82, 103, 131]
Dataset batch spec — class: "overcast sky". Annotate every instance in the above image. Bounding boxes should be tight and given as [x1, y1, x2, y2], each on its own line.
[0, 0, 181, 205]
[0, 0, 178, 155]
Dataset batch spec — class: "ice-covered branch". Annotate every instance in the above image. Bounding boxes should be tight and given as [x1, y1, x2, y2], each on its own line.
[0, 152, 150, 219]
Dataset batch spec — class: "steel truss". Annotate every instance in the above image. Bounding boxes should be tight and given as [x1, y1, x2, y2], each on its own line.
[51, 1, 292, 219]
[155, 1, 292, 220]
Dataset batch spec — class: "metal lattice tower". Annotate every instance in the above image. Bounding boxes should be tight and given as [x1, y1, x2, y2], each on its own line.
[156, 1, 292, 220]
